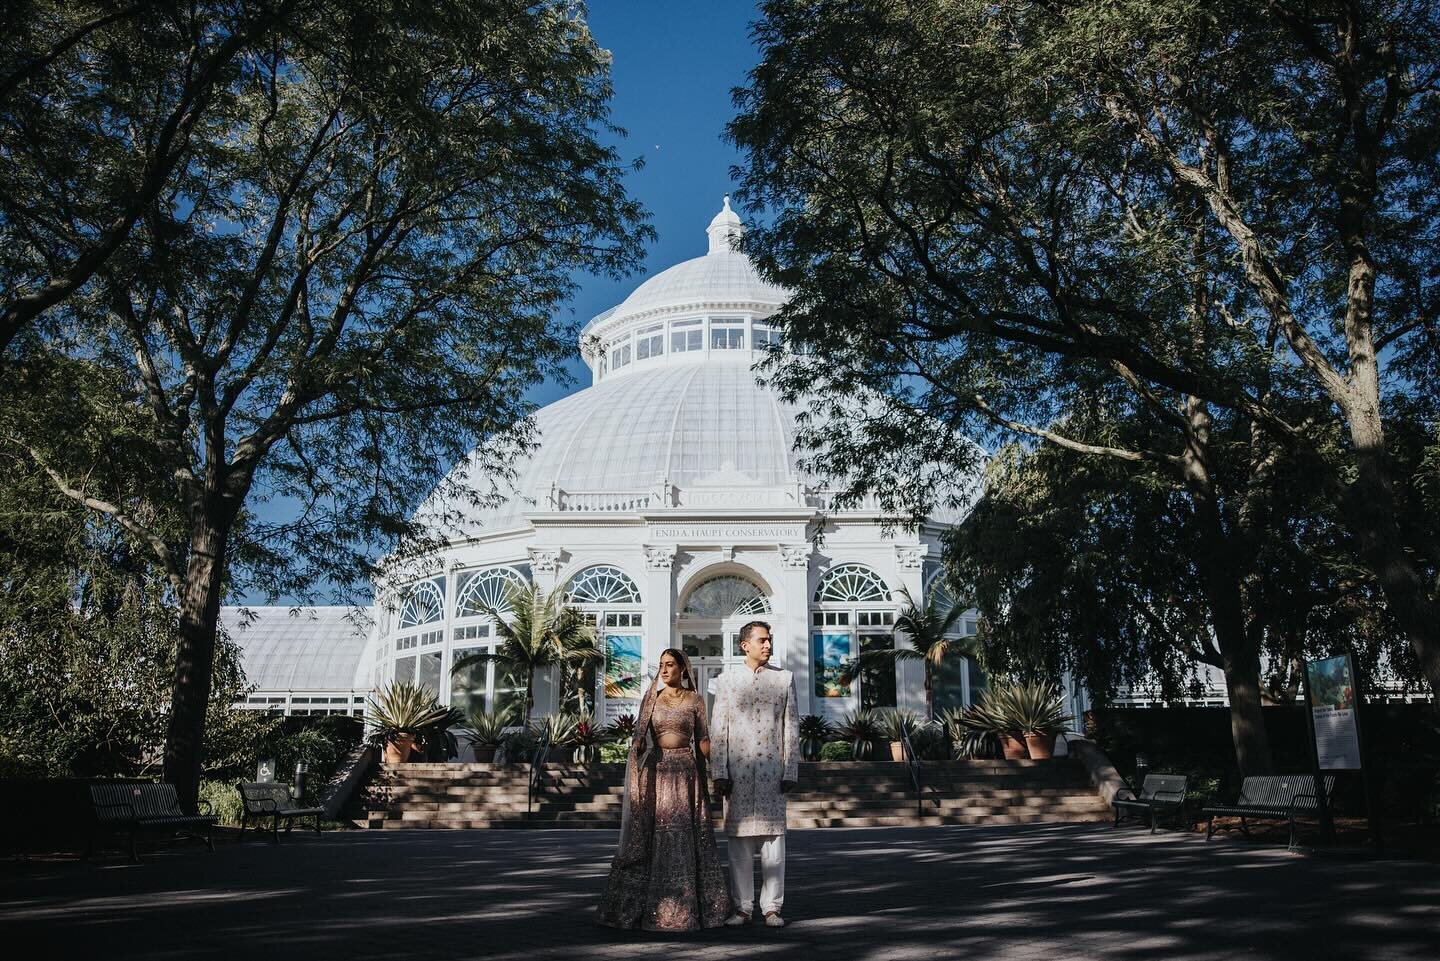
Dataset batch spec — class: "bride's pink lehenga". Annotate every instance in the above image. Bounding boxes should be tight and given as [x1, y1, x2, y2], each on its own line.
[596, 687, 731, 931]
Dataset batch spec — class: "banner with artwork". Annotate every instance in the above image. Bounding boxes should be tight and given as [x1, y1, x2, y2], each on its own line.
[1306, 655, 1361, 770]
[812, 632, 853, 698]
[603, 633, 643, 723]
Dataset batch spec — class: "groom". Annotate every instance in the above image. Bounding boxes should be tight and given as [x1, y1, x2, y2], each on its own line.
[710, 620, 800, 928]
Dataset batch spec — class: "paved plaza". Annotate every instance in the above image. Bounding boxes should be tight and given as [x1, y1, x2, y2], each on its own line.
[3, 824, 1437, 961]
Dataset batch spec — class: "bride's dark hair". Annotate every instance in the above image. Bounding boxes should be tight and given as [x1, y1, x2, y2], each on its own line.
[657, 647, 696, 691]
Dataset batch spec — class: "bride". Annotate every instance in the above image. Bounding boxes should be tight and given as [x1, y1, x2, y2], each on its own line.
[597, 648, 731, 931]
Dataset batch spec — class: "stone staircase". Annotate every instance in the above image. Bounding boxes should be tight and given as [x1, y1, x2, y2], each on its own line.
[351, 758, 1110, 830]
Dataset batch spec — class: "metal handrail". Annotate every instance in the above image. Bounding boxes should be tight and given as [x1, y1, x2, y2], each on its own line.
[899, 726, 923, 817]
[527, 735, 551, 816]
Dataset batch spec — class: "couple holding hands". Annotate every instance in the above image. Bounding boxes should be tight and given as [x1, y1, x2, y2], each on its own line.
[597, 621, 800, 932]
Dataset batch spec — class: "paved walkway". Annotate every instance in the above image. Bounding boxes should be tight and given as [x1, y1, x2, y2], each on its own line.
[3, 824, 1437, 960]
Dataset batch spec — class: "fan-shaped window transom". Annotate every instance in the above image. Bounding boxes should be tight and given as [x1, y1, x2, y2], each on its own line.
[399, 580, 444, 628]
[456, 567, 529, 618]
[566, 566, 641, 605]
[814, 564, 890, 604]
[682, 576, 772, 618]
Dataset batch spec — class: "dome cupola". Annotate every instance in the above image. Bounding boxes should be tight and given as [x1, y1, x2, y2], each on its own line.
[706, 194, 744, 254]
[579, 197, 789, 383]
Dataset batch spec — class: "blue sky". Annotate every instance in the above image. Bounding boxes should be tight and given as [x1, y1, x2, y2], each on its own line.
[530, 2, 763, 407]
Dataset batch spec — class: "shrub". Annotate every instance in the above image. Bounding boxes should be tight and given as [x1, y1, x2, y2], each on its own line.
[819, 740, 854, 761]
[199, 779, 245, 825]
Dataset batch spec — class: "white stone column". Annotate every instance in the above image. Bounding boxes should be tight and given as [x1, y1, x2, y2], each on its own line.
[642, 544, 677, 677]
[779, 543, 814, 715]
[528, 547, 562, 716]
[894, 544, 929, 715]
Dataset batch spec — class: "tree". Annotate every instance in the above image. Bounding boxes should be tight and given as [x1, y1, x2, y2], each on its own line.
[731, 0, 1440, 708]
[1, 1, 303, 355]
[949, 423, 1416, 717]
[4, 0, 649, 809]
[836, 586, 975, 720]
[0, 447, 264, 779]
[449, 583, 601, 725]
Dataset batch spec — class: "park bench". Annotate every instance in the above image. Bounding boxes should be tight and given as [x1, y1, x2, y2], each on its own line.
[88, 782, 217, 861]
[1112, 774, 1188, 833]
[1202, 774, 1336, 850]
[237, 782, 324, 842]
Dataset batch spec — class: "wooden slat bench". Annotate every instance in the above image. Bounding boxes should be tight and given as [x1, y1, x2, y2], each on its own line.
[88, 782, 217, 861]
[237, 782, 324, 842]
[1202, 774, 1336, 850]
[1112, 774, 1188, 833]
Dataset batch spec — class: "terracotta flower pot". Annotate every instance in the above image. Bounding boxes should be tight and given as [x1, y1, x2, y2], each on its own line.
[384, 733, 416, 764]
[889, 740, 908, 763]
[546, 744, 576, 764]
[1024, 732, 1057, 760]
[1000, 734, 1030, 760]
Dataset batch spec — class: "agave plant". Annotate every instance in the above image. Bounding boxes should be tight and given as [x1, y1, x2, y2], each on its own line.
[799, 714, 835, 741]
[939, 705, 1000, 759]
[366, 681, 455, 741]
[985, 681, 1072, 735]
[531, 712, 581, 747]
[878, 708, 921, 742]
[836, 708, 882, 742]
[465, 705, 515, 747]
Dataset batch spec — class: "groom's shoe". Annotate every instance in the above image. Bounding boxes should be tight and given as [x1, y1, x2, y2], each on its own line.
[725, 911, 751, 927]
[763, 911, 786, 928]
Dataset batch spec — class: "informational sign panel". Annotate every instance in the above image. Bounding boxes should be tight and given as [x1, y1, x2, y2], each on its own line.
[1306, 656, 1362, 770]
[603, 633, 643, 724]
[256, 758, 277, 782]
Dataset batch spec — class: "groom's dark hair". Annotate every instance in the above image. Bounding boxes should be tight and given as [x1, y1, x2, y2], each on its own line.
[738, 621, 772, 646]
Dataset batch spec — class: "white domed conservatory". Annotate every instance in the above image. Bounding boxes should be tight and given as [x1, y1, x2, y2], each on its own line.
[225, 199, 997, 732]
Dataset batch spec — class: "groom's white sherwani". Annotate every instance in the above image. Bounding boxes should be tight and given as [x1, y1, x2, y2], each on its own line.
[709, 663, 800, 836]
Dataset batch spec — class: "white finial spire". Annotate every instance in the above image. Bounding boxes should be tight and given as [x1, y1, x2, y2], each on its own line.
[707, 194, 744, 255]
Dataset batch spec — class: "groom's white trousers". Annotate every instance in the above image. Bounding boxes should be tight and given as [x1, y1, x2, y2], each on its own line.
[727, 833, 785, 915]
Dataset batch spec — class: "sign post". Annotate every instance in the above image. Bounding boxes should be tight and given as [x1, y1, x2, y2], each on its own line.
[1302, 654, 1370, 846]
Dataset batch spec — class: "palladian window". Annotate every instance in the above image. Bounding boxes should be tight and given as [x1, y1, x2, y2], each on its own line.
[811, 564, 895, 706]
[565, 565, 644, 710]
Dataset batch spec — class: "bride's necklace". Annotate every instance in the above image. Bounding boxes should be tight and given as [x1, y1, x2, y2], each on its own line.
[660, 685, 686, 702]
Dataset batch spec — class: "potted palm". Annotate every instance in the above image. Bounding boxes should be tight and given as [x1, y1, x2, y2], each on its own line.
[879, 709, 921, 762]
[449, 583, 602, 726]
[366, 681, 454, 764]
[465, 706, 513, 764]
[837, 708, 882, 761]
[799, 714, 834, 761]
[834, 585, 977, 718]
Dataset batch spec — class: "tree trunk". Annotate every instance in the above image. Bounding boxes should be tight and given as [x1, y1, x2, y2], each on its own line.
[162, 516, 232, 813]
[1219, 652, 1273, 777]
[1179, 397, 1275, 776]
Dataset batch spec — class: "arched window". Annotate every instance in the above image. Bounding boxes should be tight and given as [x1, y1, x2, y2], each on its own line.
[814, 563, 890, 604]
[455, 566, 529, 618]
[682, 575, 772, 618]
[566, 565, 641, 605]
[924, 562, 957, 622]
[398, 579, 444, 628]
